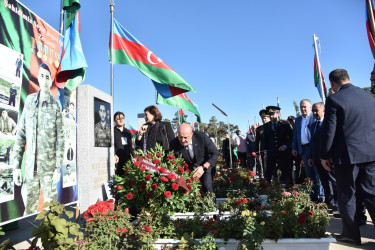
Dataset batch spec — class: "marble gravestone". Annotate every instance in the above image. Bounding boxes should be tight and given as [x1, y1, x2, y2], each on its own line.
[77, 84, 115, 213]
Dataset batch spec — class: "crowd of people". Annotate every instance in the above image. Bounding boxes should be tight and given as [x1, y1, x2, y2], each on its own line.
[113, 69, 375, 246]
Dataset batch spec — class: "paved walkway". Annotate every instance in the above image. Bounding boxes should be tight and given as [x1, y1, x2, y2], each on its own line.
[0, 208, 374, 249]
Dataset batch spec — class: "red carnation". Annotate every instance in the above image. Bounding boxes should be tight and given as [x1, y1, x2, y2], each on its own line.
[167, 173, 176, 180]
[168, 155, 175, 159]
[187, 184, 192, 190]
[161, 176, 169, 182]
[153, 159, 161, 164]
[156, 153, 162, 158]
[187, 178, 192, 183]
[172, 183, 179, 191]
[159, 167, 166, 173]
[298, 213, 306, 224]
[183, 162, 189, 168]
[243, 198, 248, 203]
[145, 174, 152, 181]
[126, 192, 133, 200]
[116, 185, 122, 191]
[178, 166, 184, 173]
[146, 192, 153, 198]
[142, 225, 152, 232]
[117, 228, 127, 236]
[146, 154, 152, 159]
[164, 191, 172, 199]
[308, 210, 314, 216]
[250, 171, 255, 176]
[134, 161, 141, 167]
[170, 160, 176, 165]
[235, 199, 242, 204]
[251, 152, 256, 157]
[140, 183, 147, 191]
[140, 166, 146, 171]
[129, 181, 136, 186]
[151, 183, 158, 190]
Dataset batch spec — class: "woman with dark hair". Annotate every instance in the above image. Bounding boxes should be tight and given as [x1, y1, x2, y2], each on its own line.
[135, 105, 175, 152]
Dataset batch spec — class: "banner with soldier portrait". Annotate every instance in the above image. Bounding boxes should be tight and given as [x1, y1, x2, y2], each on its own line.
[0, 0, 78, 225]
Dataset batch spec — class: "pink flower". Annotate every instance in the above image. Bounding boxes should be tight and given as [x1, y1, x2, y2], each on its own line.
[282, 191, 291, 196]
[293, 191, 300, 195]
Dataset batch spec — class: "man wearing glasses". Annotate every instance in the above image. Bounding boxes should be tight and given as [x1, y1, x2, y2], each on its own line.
[113, 111, 133, 175]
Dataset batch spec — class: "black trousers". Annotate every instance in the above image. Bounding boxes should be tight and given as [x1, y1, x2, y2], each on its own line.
[335, 161, 375, 241]
[315, 159, 337, 206]
[265, 149, 292, 186]
[199, 166, 215, 193]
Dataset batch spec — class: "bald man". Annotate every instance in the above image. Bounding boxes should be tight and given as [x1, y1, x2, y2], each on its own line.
[169, 124, 220, 193]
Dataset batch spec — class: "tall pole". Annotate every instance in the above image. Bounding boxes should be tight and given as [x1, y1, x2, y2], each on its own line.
[313, 34, 326, 104]
[110, 1, 114, 100]
[59, 0, 64, 35]
[367, 0, 375, 40]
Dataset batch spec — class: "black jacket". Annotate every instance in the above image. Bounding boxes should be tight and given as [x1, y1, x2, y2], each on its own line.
[135, 121, 175, 152]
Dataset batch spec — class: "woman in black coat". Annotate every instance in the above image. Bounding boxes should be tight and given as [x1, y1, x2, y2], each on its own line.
[135, 105, 175, 152]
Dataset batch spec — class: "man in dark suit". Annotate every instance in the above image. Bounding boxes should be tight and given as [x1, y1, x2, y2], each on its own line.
[292, 99, 324, 201]
[246, 124, 261, 175]
[222, 132, 234, 168]
[308, 102, 337, 212]
[169, 123, 220, 193]
[255, 109, 270, 179]
[320, 69, 375, 245]
[263, 106, 293, 187]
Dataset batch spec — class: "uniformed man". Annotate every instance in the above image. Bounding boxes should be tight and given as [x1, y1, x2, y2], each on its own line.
[13, 63, 65, 215]
[254, 109, 270, 179]
[0, 110, 16, 136]
[263, 106, 293, 186]
[8, 83, 17, 107]
[94, 104, 111, 147]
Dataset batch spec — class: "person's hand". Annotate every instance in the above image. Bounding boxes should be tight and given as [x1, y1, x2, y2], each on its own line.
[52, 169, 60, 184]
[292, 150, 298, 157]
[140, 125, 148, 135]
[278, 145, 287, 151]
[114, 155, 119, 164]
[308, 159, 313, 167]
[193, 166, 205, 180]
[320, 158, 334, 171]
[14, 169, 22, 186]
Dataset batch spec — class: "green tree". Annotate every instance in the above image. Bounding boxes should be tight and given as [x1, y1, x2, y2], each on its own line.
[293, 101, 301, 117]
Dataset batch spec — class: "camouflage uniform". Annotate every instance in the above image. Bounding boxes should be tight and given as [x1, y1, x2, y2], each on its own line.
[13, 92, 64, 215]
[94, 122, 111, 146]
[0, 116, 16, 135]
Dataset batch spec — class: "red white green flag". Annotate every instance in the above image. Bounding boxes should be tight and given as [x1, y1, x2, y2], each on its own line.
[314, 54, 328, 101]
[157, 93, 200, 121]
[110, 19, 195, 95]
[366, 0, 375, 59]
[179, 109, 186, 124]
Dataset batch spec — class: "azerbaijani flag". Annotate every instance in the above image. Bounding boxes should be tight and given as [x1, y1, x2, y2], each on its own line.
[366, 0, 375, 59]
[314, 54, 328, 100]
[55, 3, 87, 91]
[128, 124, 138, 135]
[157, 93, 200, 120]
[179, 109, 186, 124]
[110, 19, 195, 96]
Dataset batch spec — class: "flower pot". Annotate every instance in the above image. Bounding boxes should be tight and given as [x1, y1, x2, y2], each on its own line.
[261, 236, 336, 250]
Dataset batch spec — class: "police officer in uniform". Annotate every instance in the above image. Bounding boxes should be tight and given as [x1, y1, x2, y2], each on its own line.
[263, 106, 293, 187]
[254, 110, 270, 179]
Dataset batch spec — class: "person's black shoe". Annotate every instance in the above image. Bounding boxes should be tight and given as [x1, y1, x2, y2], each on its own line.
[334, 235, 361, 246]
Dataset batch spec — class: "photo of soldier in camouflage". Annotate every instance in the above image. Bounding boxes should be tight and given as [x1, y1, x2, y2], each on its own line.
[12, 63, 64, 215]
[94, 98, 111, 147]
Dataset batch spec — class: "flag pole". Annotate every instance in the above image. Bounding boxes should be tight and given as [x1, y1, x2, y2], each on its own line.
[110, 1, 114, 99]
[59, 0, 64, 35]
[367, 0, 375, 40]
[313, 34, 326, 104]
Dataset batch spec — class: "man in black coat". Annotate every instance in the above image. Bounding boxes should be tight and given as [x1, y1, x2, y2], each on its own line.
[320, 69, 375, 245]
[255, 110, 270, 179]
[222, 132, 234, 167]
[308, 102, 337, 212]
[169, 123, 220, 193]
[263, 106, 293, 187]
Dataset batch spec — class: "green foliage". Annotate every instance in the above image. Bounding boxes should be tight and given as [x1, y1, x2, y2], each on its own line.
[31, 201, 83, 250]
[293, 101, 301, 117]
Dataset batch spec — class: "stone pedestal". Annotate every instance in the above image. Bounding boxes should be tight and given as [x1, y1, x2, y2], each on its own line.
[77, 85, 114, 213]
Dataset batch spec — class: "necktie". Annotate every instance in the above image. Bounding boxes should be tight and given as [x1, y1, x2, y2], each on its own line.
[314, 121, 320, 134]
[188, 144, 194, 160]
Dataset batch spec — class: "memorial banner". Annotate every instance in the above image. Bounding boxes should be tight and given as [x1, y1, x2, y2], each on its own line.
[0, 0, 78, 225]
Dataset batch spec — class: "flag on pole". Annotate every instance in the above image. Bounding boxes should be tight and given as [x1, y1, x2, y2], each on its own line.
[366, 0, 375, 59]
[128, 124, 138, 135]
[55, 3, 87, 91]
[277, 97, 280, 108]
[157, 93, 200, 120]
[314, 54, 328, 100]
[110, 19, 195, 96]
[179, 109, 186, 124]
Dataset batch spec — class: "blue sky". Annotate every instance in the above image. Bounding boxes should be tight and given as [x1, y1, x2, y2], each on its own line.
[23, 0, 373, 134]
